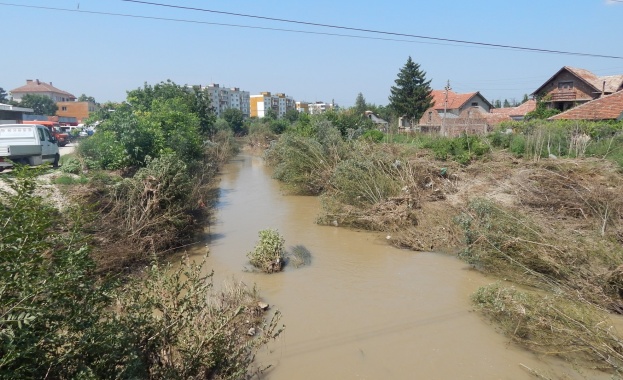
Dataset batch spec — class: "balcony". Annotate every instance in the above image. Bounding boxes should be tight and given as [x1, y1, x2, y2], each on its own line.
[550, 91, 577, 101]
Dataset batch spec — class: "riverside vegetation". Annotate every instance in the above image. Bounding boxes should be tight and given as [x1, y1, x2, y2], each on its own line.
[0, 81, 283, 379]
[260, 113, 623, 376]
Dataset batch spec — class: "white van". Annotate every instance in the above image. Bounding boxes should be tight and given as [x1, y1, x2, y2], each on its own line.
[0, 124, 60, 171]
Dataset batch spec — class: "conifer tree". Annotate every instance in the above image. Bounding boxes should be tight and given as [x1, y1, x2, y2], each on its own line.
[388, 57, 433, 125]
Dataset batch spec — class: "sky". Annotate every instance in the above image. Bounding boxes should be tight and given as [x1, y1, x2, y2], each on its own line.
[1, 0, 622, 108]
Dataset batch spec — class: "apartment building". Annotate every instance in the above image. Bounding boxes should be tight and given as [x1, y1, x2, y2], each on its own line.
[295, 101, 309, 113]
[307, 101, 336, 115]
[250, 92, 295, 118]
[200, 84, 250, 118]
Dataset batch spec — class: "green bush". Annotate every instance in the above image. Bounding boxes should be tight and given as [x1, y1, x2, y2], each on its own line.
[53, 174, 88, 185]
[247, 229, 285, 273]
[0, 167, 283, 378]
[0, 165, 117, 378]
[60, 157, 82, 174]
[362, 129, 385, 143]
[78, 130, 129, 169]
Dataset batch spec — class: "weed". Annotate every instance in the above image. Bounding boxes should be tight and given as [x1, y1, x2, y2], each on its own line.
[247, 229, 285, 273]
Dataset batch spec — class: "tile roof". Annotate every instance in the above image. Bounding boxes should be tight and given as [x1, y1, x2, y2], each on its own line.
[549, 90, 623, 121]
[430, 90, 478, 110]
[533, 67, 623, 96]
[490, 100, 536, 117]
[10, 79, 76, 99]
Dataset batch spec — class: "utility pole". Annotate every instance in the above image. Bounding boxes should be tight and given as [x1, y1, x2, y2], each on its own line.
[441, 80, 451, 137]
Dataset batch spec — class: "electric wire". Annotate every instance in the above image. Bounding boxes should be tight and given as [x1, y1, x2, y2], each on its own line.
[0, 2, 502, 50]
[121, 0, 623, 60]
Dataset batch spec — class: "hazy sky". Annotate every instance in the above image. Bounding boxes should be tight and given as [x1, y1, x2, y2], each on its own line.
[2, 0, 622, 107]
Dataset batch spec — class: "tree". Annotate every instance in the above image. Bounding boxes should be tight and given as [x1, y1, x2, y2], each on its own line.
[77, 93, 96, 103]
[522, 94, 529, 103]
[222, 108, 245, 135]
[503, 99, 511, 108]
[354, 92, 367, 115]
[0, 87, 8, 103]
[19, 94, 58, 115]
[284, 108, 300, 123]
[388, 56, 433, 125]
[264, 108, 278, 121]
[126, 81, 216, 136]
[493, 99, 502, 108]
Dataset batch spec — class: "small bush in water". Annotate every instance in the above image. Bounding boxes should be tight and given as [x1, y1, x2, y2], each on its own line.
[248, 229, 285, 273]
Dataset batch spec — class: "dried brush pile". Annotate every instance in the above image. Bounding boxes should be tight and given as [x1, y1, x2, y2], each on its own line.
[473, 284, 623, 372]
[75, 154, 214, 272]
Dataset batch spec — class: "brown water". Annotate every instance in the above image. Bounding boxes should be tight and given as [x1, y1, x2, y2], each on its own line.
[187, 154, 609, 380]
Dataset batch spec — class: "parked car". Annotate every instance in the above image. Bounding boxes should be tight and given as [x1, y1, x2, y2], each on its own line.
[0, 124, 60, 171]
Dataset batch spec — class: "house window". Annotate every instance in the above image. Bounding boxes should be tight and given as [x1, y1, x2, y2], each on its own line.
[427, 111, 432, 123]
[62, 106, 67, 111]
[558, 81, 574, 91]
[471, 102, 478, 107]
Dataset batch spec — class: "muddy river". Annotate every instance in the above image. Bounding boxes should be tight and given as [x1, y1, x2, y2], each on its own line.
[186, 154, 608, 379]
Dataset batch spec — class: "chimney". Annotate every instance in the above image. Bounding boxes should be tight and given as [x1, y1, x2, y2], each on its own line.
[26, 79, 33, 84]
[602, 81, 606, 97]
[50, 82, 53, 86]
[36, 79, 40, 85]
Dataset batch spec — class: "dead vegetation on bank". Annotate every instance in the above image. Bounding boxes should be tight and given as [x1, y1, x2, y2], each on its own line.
[265, 130, 623, 375]
[58, 135, 237, 274]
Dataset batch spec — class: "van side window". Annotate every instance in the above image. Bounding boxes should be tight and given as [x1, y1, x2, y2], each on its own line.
[43, 128, 51, 141]
[38, 127, 45, 142]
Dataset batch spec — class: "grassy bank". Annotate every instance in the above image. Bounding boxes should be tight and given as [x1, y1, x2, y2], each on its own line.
[264, 117, 623, 375]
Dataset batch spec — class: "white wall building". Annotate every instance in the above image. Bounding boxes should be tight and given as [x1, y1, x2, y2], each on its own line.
[307, 101, 337, 115]
[198, 84, 250, 118]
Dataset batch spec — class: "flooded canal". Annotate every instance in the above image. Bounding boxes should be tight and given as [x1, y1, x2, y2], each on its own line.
[187, 154, 608, 379]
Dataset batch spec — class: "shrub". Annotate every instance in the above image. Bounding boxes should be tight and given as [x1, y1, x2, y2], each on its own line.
[0, 165, 115, 378]
[78, 130, 129, 169]
[362, 129, 385, 143]
[0, 167, 283, 378]
[53, 174, 88, 185]
[60, 157, 82, 174]
[266, 133, 337, 195]
[247, 229, 285, 273]
[330, 155, 400, 206]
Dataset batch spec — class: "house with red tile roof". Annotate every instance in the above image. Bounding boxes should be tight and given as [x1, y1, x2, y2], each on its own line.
[416, 90, 494, 136]
[490, 99, 537, 121]
[532, 67, 623, 112]
[10, 79, 76, 103]
[549, 90, 623, 121]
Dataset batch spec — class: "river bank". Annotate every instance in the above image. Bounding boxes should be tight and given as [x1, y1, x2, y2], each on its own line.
[262, 127, 623, 376]
[181, 152, 616, 379]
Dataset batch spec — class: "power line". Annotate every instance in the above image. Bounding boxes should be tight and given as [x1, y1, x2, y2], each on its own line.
[0, 2, 502, 49]
[121, 0, 623, 60]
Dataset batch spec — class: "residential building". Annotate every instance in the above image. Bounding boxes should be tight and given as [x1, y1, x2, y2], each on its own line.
[532, 66, 623, 112]
[490, 99, 537, 122]
[307, 101, 337, 115]
[364, 111, 389, 131]
[56, 101, 98, 124]
[418, 90, 494, 136]
[0, 103, 34, 124]
[197, 84, 250, 118]
[250, 92, 295, 118]
[10, 79, 76, 102]
[549, 90, 623, 121]
[295, 101, 309, 113]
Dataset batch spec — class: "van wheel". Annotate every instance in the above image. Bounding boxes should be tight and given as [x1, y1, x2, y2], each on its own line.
[53, 154, 60, 168]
